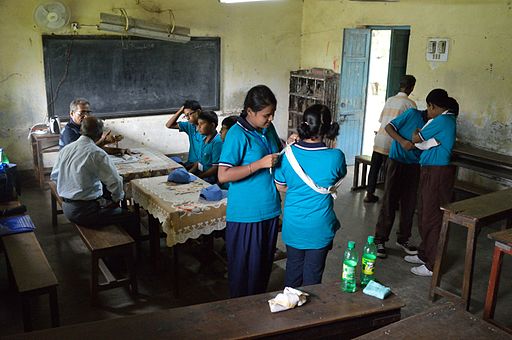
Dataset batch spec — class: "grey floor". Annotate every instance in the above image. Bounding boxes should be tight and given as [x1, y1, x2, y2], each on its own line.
[1, 166, 511, 336]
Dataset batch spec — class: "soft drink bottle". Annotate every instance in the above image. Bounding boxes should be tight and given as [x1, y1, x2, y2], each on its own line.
[361, 236, 377, 286]
[342, 241, 358, 292]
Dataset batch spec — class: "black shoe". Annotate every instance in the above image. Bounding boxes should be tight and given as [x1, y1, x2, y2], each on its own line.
[396, 241, 418, 255]
[377, 243, 387, 258]
[364, 193, 379, 203]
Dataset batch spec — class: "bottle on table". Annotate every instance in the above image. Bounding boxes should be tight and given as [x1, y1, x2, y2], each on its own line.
[361, 236, 377, 286]
[341, 240, 358, 293]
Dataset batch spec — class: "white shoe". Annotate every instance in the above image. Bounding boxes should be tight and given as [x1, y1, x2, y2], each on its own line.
[404, 255, 425, 265]
[411, 265, 433, 277]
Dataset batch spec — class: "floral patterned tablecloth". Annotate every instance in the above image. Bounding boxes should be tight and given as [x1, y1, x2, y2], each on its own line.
[130, 176, 227, 247]
[114, 148, 182, 182]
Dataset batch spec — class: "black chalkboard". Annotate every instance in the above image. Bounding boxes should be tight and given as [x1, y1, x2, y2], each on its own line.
[42, 35, 220, 119]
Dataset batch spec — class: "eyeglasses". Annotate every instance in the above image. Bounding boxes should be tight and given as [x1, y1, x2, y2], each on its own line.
[74, 110, 92, 117]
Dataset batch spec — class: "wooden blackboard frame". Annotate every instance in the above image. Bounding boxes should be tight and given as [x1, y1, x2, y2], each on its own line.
[42, 35, 221, 119]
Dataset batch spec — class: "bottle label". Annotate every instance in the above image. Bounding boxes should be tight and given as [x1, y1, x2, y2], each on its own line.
[362, 257, 375, 275]
[342, 264, 355, 280]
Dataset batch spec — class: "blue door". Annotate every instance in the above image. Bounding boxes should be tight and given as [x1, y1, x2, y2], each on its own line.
[337, 29, 371, 165]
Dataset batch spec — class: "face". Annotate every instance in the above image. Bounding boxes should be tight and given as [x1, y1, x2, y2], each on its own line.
[70, 103, 91, 125]
[247, 105, 275, 129]
[220, 124, 230, 141]
[426, 103, 443, 119]
[184, 108, 199, 125]
[197, 119, 216, 136]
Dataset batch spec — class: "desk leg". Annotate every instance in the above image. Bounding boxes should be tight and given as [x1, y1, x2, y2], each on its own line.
[148, 214, 160, 271]
[172, 245, 179, 297]
[462, 224, 477, 311]
[483, 245, 503, 321]
[501, 217, 512, 230]
[133, 203, 142, 258]
[430, 213, 450, 301]
[352, 160, 360, 191]
[49, 287, 60, 328]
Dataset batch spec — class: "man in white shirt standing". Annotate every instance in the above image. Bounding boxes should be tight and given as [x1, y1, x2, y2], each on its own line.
[51, 116, 137, 234]
[364, 75, 417, 203]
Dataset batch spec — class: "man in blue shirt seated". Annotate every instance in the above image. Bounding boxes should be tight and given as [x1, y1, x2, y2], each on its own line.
[51, 116, 137, 236]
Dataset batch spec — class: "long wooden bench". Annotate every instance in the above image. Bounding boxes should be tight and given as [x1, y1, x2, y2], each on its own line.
[48, 181, 63, 227]
[352, 155, 386, 191]
[4, 282, 404, 339]
[2, 231, 59, 332]
[74, 224, 137, 304]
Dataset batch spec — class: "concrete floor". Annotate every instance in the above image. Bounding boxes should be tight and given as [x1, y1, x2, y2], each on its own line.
[1, 166, 511, 336]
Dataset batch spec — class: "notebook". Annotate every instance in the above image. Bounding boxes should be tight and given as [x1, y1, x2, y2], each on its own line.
[0, 214, 36, 236]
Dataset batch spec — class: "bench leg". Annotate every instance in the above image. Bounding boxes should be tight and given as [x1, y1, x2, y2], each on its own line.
[91, 254, 99, 305]
[21, 295, 32, 332]
[352, 160, 360, 191]
[50, 195, 58, 227]
[483, 246, 503, 321]
[361, 164, 368, 188]
[49, 286, 60, 328]
[462, 224, 478, 311]
[125, 247, 138, 295]
[430, 214, 450, 301]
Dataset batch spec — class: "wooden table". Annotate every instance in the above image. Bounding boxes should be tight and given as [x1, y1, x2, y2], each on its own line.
[356, 303, 511, 339]
[483, 228, 512, 333]
[30, 131, 60, 189]
[430, 188, 512, 310]
[5, 282, 404, 340]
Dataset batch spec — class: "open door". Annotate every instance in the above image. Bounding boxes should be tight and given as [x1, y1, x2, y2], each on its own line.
[386, 29, 411, 99]
[337, 28, 371, 165]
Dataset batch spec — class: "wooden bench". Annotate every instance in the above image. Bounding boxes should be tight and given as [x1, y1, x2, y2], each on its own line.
[352, 154, 386, 191]
[48, 181, 63, 227]
[356, 303, 511, 339]
[74, 224, 137, 304]
[2, 231, 59, 332]
[453, 179, 493, 196]
[430, 188, 512, 310]
[4, 282, 404, 339]
[483, 228, 512, 334]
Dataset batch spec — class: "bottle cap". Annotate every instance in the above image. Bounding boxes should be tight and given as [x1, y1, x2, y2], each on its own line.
[368, 236, 374, 244]
[348, 241, 355, 249]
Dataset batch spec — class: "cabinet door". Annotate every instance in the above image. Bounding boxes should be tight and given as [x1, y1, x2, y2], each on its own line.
[336, 28, 371, 165]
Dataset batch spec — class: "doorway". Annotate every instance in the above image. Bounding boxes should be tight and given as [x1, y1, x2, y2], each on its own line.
[337, 27, 410, 163]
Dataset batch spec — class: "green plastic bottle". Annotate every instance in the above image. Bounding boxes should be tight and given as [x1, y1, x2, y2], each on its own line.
[361, 236, 377, 286]
[342, 241, 358, 293]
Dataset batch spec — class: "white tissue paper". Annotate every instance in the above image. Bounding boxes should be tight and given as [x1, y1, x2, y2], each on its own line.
[268, 287, 309, 313]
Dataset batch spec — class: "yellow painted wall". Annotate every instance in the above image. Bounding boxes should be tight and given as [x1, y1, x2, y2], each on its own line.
[301, 0, 512, 157]
[0, 0, 302, 169]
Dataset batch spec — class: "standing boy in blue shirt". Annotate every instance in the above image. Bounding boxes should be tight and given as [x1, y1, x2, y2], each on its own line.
[189, 111, 223, 184]
[165, 100, 203, 169]
[405, 90, 458, 277]
[374, 108, 427, 259]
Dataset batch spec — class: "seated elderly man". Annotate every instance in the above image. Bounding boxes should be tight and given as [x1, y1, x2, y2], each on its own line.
[51, 116, 137, 234]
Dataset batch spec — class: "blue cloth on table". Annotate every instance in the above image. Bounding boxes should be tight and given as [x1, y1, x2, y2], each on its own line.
[169, 156, 183, 164]
[0, 215, 36, 236]
[200, 184, 227, 201]
[363, 280, 391, 300]
[167, 168, 198, 184]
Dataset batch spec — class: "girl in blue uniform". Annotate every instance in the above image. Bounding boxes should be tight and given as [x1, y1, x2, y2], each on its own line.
[218, 85, 282, 297]
[274, 104, 347, 288]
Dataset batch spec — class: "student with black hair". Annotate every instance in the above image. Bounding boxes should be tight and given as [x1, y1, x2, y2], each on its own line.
[274, 104, 347, 288]
[404, 89, 458, 277]
[220, 115, 239, 142]
[218, 85, 282, 298]
[165, 100, 203, 169]
[189, 110, 223, 184]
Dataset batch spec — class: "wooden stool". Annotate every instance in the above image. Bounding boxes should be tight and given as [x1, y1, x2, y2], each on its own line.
[430, 188, 512, 310]
[483, 229, 512, 334]
[75, 224, 137, 304]
[48, 181, 63, 227]
[352, 155, 372, 191]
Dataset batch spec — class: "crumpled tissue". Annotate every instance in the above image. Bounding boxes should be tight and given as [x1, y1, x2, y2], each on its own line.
[268, 287, 309, 313]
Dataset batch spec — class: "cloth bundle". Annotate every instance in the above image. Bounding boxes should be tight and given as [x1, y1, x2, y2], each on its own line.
[268, 287, 309, 313]
[200, 184, 228, 201]
[167, 168, 198, 184]
[362, 280, 391, 300]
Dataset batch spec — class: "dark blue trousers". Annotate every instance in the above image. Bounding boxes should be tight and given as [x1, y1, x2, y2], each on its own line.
[226, 217, 279, 298]
[285, 244, 331, 288]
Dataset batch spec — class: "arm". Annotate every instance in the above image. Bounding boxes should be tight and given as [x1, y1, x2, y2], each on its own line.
[385, 124, 414, 151]
[96, 129, 112, 147]
[218, 153, 278, 183]
[165, 106, 184, 129]
[412, 128, 423, 143]
[96, 152, 124, 203]
[189, 162, 199, 174]
[199, 165, 218, 179]
[275, 183, 287, 193]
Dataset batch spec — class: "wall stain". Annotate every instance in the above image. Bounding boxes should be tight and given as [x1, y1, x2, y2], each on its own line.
[0, 73, 21, 83]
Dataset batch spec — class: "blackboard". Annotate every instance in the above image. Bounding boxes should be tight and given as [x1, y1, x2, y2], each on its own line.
[42, 35, 221, 119]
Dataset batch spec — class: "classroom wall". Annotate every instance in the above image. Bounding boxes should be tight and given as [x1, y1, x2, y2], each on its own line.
[0, 0, 302, 169]
[300, 0, 512, 186]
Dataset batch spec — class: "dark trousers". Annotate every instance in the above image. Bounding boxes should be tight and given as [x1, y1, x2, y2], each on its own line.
[226, 217, 279, 298]
[375, 159, 420, 244]
[367, 151, 388, 194]
[62, 200, 139, 238]
[285, 244, 331, 288]
[417, 166, 456, 270]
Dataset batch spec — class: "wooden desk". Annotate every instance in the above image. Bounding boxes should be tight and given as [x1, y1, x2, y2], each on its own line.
[430, 188, 512, 310]
[30, 132, 60, 189]
[356, 303, 511, 339]
[483, 229, 512, 334]
[5, 282, 404, 340]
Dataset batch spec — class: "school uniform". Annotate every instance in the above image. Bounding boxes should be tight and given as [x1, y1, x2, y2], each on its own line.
[274, 141, 347, 287]
[218, 116, 282, 298]
[198, 133, 223, 184]
[375, 109, 426, 245]
[416, 111, 457, 271]
[178, 121, 203, 165]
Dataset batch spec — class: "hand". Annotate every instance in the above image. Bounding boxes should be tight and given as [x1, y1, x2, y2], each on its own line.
[177, 106, 184, 115]
[287, 133, 299, 144]
[98, 129, 112, 144]
[122, 148, 132, 155]
[400, 140, 415, 151]
[257, 153, 279, 169]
